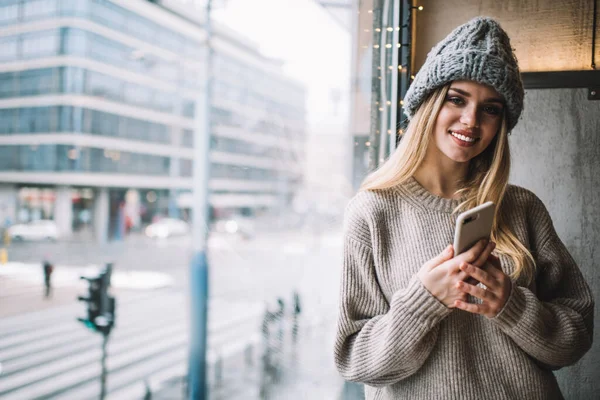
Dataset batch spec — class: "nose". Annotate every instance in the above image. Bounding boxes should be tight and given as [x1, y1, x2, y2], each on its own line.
[460, 105, 479, 128]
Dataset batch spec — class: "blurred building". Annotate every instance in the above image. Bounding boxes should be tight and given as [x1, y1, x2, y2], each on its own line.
[0, 0, 306, 241]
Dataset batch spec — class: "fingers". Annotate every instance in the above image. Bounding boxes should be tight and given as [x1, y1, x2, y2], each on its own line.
[460, 239, 489, 264]
[472, 241, 496, 268]
[459, 262, 494, 288]
[456, 280, 492, 300]
[454, 300, 487, 315]
[425, 245, 454, 270]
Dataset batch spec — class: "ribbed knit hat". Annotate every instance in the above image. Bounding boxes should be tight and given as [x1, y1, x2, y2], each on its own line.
[403, 17, 524, 132]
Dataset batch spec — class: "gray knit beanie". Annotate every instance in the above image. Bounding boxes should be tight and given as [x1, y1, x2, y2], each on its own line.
[403, 17, 524, 132]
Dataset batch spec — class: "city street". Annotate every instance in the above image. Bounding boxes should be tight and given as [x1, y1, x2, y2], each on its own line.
[0, 227, 345, 399]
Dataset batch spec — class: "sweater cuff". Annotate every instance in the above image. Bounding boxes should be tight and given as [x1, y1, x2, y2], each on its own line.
[491, 283, 526, 330]
[392, 276, 453, 328]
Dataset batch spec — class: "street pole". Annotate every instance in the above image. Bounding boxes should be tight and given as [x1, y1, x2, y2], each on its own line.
[100, 332, 109, 400]
[188, 0, 213, 399]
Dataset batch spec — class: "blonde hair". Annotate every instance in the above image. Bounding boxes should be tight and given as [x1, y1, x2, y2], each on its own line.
[360, 84, 536, 283]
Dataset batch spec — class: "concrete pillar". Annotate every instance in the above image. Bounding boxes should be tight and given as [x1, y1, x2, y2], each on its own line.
[94, 187, 109, 244]
[54, 186, 72, 238]
[510, 88, 600, 399]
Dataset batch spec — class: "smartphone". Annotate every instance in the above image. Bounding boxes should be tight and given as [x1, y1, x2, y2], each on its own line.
[453, 201, 495, 255]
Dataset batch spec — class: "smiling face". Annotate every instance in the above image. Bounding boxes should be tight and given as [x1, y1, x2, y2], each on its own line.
[431, 80, 505, 164]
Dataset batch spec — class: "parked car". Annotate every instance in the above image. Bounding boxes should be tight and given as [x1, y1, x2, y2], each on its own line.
[145, 218, 189, 239]
[8, 220, 59, 241]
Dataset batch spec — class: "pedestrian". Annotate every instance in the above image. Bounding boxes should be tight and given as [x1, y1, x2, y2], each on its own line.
[43, 258, 53, 298]
[334, 17, 594, 400]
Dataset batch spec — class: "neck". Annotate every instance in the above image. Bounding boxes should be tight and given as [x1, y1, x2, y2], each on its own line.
[413, 152, 469, 199]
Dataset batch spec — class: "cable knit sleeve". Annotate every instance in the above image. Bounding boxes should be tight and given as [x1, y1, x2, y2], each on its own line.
[334, 199, 452, 386]
[491, 193, 594, 368]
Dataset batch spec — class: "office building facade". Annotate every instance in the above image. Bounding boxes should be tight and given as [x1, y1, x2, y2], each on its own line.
[0, 0, 306, 241]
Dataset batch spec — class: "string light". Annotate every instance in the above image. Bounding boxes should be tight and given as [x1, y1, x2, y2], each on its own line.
[386, 101, 391, 105]
[374, 44, 380, 48]
[368, 9, 373, 13]
[397, 43, 402, 48]
[366, 141, 371, 147]
[375, 28, 381, 32]
[379, 107, 384, 111]
[411, 5, 424, 11]
[388, 66, 393, 70]
[386, 27, 393, 32]
[385, 44, 392, 48]
[387, 129, 392, 134]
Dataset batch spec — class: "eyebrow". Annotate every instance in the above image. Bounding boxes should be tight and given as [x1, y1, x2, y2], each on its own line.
[449, 87, 504, 104]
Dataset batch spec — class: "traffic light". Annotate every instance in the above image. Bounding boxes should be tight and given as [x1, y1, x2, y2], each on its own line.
[77, 263, 116, 335]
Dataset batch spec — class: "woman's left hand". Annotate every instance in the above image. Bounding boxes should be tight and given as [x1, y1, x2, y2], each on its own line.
[453, 254, 512, 318]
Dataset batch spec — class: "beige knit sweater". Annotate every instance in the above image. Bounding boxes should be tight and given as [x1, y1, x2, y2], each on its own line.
[334, 177, 594, 400]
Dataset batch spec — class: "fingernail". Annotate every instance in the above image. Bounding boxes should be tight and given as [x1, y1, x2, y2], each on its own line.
[445, 245, 452, 255]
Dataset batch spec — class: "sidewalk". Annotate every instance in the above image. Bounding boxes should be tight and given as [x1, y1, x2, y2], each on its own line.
[151, 315, 347, 400]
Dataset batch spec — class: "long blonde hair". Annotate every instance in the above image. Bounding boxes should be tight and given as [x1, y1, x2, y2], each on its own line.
[360, 84, 536, 283]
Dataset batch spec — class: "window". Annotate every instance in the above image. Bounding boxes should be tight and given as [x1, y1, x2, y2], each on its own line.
[0, 72, 15, 98]
[19, 68, 58, 96]
[0, 2, 19, 25]
[23, 0, 58, 20]
[21, 30, 59, 58]
[0, 37, 18, 61]
[62, 28, 88, 56]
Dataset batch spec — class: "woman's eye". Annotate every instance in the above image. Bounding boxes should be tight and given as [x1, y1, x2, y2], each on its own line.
[447, 96, 464, 105]
[483, 105, 502, 115]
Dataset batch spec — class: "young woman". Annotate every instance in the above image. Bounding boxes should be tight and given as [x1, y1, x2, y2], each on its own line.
[334, 17, 594, 400]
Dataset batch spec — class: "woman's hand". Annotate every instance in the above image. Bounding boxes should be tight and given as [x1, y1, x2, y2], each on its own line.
[454, 254, 512, 318]
[418, 239, 496, 308]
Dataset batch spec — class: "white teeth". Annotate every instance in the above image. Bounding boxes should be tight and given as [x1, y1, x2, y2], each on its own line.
[450, 131, 476, 143]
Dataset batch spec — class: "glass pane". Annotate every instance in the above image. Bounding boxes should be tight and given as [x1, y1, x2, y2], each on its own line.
[0, 0, 358, 399]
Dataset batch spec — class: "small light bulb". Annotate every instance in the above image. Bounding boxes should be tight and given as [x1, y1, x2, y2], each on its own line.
[397, 43, 402, 48]
[379, 107, 383, 111]
[374, 44, 380, 49]
[375, 28, 381, 32]
[388, 66, 393, 70]
[368, 9, 373, 13]
[387, 129, 392, 134]
[411, 75, 415, 79]
[418, 6, 424, 11]
[386, 27, 393, 32]
[366, 141, 371, 147]
[386, 101, 391, 105]
[400, 100, 404, 105]
[385, 44, 392, 48]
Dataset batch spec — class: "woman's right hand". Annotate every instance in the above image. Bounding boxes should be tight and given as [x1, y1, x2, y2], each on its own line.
[417, 239, 496, 308]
